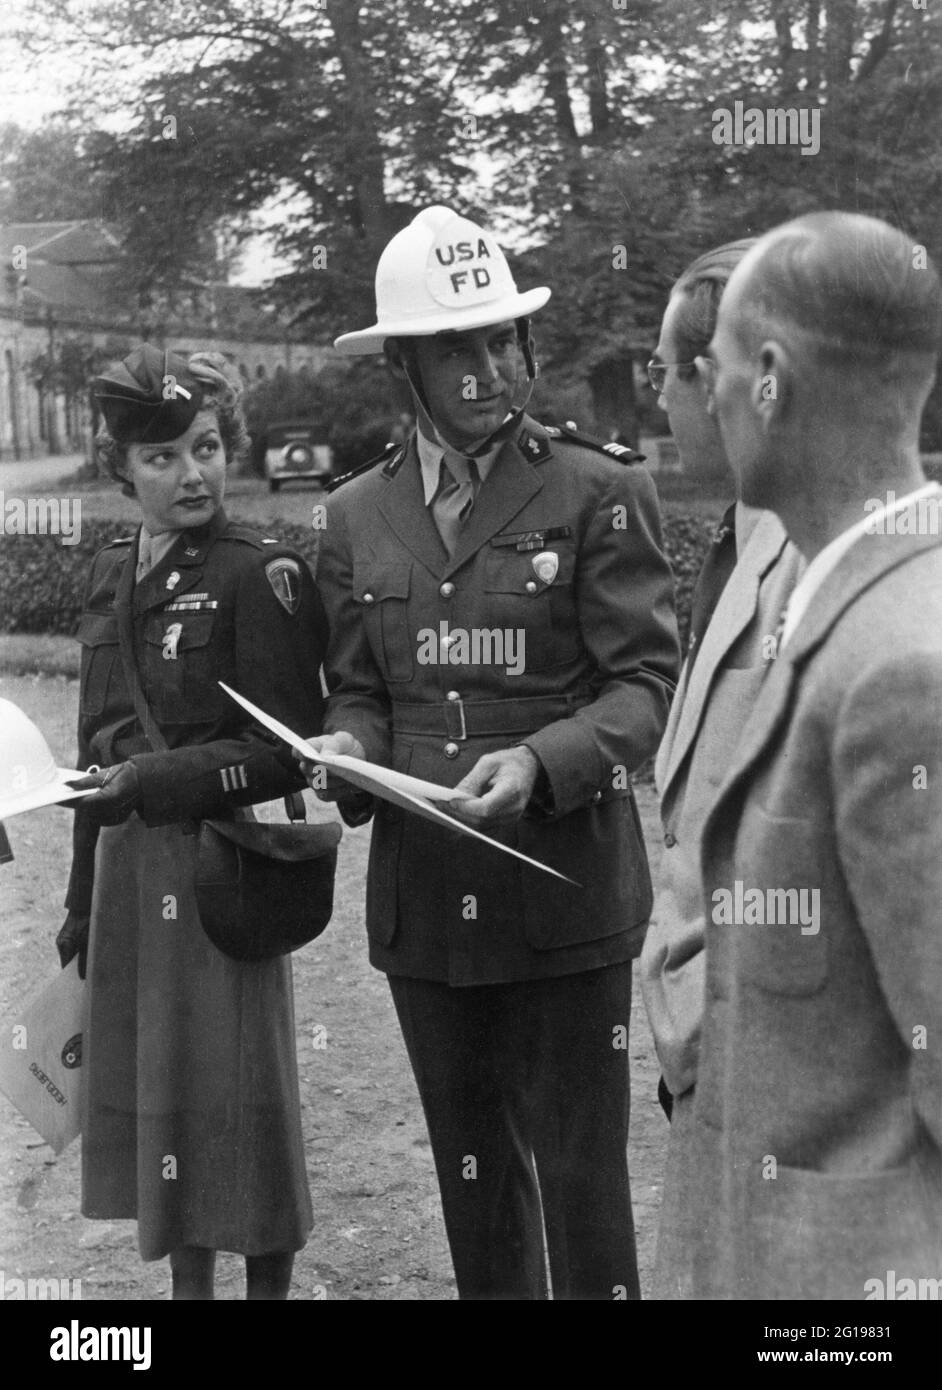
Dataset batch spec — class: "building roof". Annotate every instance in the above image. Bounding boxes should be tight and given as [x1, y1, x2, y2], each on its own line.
[0, 219, 311, 342]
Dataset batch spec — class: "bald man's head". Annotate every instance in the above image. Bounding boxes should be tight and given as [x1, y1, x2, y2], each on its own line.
[727, 212, 942, 366]
[705, 212, 941, 512]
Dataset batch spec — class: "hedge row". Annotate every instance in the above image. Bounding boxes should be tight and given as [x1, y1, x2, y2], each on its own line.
[0, 512, 713, 648]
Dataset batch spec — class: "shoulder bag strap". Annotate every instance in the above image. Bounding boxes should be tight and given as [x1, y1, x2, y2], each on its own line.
[114, 578, 170, 754]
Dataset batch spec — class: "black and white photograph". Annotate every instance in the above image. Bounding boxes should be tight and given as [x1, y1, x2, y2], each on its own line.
[0, 0, 940, 1354]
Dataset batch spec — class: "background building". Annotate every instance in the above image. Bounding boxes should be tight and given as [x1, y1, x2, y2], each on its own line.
[0, 220, 329, 461]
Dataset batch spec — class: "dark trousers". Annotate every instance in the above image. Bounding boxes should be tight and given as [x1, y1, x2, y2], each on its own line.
[388, 962, 639, 1301]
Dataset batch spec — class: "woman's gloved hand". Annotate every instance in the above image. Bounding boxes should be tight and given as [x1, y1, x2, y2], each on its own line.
[67, 762, 143, 825]
[56, 912, 90, 980]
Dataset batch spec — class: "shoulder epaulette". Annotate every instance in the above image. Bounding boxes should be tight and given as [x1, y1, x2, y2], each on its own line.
[326, 442, 402, 493]
[219, 522, 280, 550]
[550, 422, 646, 465]
[103, 535, 134, 547]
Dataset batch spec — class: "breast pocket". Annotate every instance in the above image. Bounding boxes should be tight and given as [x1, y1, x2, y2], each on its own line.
[77, 612, 120, 715]
[142, 612, 217, 722]
[352, 560, 414, 683]
[483, 546, 582, 672]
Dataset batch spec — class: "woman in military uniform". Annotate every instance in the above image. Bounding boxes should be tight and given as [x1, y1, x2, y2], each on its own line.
[57, 346, 327, 1299]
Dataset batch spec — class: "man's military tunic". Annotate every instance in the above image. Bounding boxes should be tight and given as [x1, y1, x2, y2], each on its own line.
[317, 418, 679, 983]
[316, 416, 680, 1298]
[68, 508, 327, 1260]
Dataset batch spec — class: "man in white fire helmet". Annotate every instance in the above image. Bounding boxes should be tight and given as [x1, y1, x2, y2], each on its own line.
[304, 206, 680, 1299]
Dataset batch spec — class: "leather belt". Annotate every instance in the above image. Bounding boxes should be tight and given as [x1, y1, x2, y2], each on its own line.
[391, 692, 593, 741]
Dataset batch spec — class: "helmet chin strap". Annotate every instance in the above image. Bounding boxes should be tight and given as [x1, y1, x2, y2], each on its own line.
[396, 317, 539, 458]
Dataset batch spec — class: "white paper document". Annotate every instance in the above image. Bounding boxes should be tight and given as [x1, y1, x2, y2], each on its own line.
[219, 681, 580, 885]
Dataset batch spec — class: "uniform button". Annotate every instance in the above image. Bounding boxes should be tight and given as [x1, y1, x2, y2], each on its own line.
[664, 832, 677, 848]
[591, 790, 603, 803]
[446, 690, 460, 701]
[440, 581, 455, 598]
[443, 742, 460, 759]
[363, 592, 374, 604]
[525, 580, 538, 594]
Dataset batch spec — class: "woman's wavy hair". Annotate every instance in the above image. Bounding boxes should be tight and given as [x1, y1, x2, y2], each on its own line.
[668, 239, 759, 378]
[96, 350, 251, 496]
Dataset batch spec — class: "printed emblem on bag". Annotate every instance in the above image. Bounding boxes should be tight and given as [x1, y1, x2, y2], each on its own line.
[265, 558, 302, 615]
[61, 1034, 82, 1069]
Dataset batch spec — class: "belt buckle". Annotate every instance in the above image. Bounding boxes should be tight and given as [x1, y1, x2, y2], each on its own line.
[445, 692, 467, 741]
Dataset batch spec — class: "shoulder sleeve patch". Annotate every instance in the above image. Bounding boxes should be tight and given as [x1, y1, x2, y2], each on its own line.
[265, 557, 302, 615]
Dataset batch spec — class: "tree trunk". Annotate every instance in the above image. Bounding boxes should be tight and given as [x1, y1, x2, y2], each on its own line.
[539, 0, 587, 214]
[588, 355, 639, 448]
[326, 4, 392, 254]
[775, 5, 800, 99]
[583, 10, 611, 138]
[806, 1, 821, 98]
[824, 0, 856, 92]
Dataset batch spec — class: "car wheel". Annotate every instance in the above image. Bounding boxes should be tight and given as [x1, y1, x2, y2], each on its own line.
[269, 479, 280, 493]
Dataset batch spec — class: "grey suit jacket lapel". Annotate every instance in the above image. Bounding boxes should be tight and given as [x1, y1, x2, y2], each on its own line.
[707, 522, 942, 827]
[658, 509, 789, 797]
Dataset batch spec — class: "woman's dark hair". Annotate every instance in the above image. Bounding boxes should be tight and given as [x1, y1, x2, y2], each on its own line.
[669, 239, 759, 375]
[96, 350, 251, 496]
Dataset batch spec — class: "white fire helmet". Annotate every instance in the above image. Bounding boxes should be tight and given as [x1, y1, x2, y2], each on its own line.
[335, 206, 551, 354]
[0, 699, 94, 819]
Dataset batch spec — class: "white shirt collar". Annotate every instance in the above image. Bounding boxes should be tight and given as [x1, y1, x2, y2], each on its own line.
[415, 427, 504, 505]
[780, 482, 940, 649]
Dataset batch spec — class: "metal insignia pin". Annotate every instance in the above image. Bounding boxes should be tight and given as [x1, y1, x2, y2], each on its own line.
[161, 623, 182, 661]
[532, 550, 559, 585]
[166, 571, 181, 591]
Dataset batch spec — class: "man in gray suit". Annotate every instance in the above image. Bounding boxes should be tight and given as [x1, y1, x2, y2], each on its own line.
[689, 211, 942, 1299]
[639, 240, 803, 1298]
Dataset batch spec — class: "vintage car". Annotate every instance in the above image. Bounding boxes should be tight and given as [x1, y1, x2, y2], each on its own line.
[262, 420, 333, 492]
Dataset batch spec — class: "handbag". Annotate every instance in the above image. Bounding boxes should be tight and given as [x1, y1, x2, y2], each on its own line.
[115, 582, 340, 961]
[194, 802, 341, 961]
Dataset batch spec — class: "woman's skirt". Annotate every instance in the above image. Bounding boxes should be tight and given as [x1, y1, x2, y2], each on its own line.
[81, 816, 313, 1260]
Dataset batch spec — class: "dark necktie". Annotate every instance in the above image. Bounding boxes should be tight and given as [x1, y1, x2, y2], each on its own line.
[431, 454, 481, 556]
[686, 502, 738, 670]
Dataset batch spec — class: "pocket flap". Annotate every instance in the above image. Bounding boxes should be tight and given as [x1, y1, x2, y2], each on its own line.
[484, 547, 576, 594]
[76, 613, 119, 647]
[143, 613, 215, 650]
[352, 561, 412, 603]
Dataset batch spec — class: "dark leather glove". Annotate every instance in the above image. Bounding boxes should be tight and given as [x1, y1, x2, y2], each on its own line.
[66, 762, 142, 825]
[56, 912, 90, 980]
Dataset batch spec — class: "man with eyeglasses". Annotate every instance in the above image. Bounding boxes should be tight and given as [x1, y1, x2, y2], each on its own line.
[637, 240, 804, 1300]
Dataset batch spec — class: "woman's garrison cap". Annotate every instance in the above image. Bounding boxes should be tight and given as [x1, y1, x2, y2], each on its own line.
[92, 345, 204, 443]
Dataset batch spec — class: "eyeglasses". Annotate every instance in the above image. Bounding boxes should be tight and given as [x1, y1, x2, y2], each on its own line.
[646, 359, 697, 393]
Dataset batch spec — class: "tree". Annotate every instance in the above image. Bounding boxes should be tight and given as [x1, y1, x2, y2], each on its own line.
[13, 0, 942, 442]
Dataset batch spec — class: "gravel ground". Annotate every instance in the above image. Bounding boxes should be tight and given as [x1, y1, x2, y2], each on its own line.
[0, 671, 668, 1301]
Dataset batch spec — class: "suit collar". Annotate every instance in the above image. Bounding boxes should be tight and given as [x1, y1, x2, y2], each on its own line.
[657, 509, 790, 795]
[703, 524, 942, 847]
[785, 524, 942, 665]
